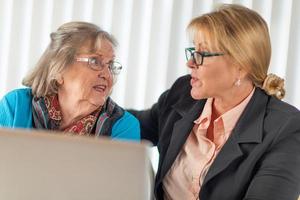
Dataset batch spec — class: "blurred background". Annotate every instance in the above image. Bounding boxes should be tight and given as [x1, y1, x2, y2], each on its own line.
[1, 0, 300, 170]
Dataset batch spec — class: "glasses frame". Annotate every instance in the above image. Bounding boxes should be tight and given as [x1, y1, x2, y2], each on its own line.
[185, 47, 224, 67]
[75, 56, 122, 75]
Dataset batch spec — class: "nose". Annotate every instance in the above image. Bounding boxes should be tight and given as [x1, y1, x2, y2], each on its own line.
[186, 58, 198, 69]
[97, 65, 112, 79]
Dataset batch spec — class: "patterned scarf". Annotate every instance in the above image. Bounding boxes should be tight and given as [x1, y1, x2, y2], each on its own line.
[32, 94, 121, 136]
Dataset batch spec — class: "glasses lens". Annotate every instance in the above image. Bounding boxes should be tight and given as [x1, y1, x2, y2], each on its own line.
[88, 57, 103, 70]
[193, 52, 202, 65]
[110, 62, 122, 75]
[185, 49, 192, 61]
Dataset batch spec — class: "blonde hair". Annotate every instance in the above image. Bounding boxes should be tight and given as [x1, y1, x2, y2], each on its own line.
[22, 21, 117, 97]
[187, 4, 285, 99]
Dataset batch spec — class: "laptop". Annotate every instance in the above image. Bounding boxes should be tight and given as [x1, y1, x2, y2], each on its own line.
[0, 128, 154, 200]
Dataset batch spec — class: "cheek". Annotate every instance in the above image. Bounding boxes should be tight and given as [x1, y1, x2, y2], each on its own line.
[107, 76, 114, 90]
[63, 68, 89, 88]
[194, 69, 216, 87]
[77, 77, 92, 93]
[101, 76, 113, 97]
[63, 77, 84, 92]
[68, 76, 96, 99]
[191, 66, 232, 98]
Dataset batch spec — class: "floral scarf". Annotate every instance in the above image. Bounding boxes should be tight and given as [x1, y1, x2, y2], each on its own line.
[32, 95, 101, 136]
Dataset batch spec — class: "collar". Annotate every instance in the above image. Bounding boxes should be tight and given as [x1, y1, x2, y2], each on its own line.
[220, 88, 255, 134]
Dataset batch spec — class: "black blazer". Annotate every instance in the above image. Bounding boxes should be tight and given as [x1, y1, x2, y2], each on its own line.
[130, 75, 300, 200]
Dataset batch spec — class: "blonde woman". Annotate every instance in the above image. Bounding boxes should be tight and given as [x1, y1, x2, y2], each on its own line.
[130, 4, 300, 200]
[0, 22, 140, 141]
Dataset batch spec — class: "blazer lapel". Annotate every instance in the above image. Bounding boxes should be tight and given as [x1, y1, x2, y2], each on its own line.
[202, 88, 268, 185]
[158, 99, 206, 183]
[202, 132, 243, 185]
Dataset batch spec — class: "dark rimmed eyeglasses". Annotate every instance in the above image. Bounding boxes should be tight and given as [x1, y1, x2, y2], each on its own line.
[75, 56, 122, 75]
[185, 47, 224, 67]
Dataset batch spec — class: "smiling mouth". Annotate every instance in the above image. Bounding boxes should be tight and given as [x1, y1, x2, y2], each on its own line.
[93, 85, 107, 93]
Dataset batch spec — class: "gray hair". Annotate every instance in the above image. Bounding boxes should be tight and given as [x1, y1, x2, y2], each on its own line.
[22, 21, 117, 97]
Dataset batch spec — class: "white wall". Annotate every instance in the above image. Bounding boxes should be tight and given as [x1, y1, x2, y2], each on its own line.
[1, 0, 299, 110]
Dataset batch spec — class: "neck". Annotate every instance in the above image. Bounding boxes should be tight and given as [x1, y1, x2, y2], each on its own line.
[57, 94, 99, 129]
[212, 82, 254, 119]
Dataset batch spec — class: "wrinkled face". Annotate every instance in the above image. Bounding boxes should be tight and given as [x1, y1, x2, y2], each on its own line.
[187, 30, 240, 100]
[58, 40, 114, 108]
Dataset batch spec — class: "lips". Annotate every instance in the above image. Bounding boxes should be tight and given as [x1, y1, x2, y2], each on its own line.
[93, 84, 107, 93]
[190, 77, 199, 86]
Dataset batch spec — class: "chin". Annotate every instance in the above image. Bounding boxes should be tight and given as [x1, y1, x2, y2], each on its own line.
[190, 88, 205, 100]
[90, 96, 107, 108]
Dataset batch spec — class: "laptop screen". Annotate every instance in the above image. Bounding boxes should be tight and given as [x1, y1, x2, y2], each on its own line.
[0, 128, 154, 200]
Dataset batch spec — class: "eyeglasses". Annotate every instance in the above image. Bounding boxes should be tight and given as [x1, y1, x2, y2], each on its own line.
[185, 47, 224, 67]
[75, 56, 122, 75]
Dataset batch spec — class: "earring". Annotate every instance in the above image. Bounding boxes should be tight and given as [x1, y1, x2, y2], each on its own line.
[234, 79, 241, 86]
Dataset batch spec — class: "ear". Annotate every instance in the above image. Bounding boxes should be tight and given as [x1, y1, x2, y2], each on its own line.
[238, 67, 249, 79]
[56, 75, 64, 85]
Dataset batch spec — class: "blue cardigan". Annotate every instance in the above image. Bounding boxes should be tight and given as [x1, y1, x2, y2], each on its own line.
[0, 88, 140, 141]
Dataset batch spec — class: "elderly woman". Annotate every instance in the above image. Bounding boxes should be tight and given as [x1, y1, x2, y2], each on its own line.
[0, 22, 139, 140]
[130, 4, 300, 200]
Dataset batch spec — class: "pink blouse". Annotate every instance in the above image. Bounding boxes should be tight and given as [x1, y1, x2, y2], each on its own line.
[163, 89, 255, 200]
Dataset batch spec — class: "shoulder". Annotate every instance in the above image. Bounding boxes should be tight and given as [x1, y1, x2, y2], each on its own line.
[265, 94, 300, 126]
[0, 88, 33, 128]
[243, 95, 300, 200]
[263, 93, 300, 140]
[253, 88, 299, 120]
[111, 111, 140, 141]
[118, 111, 140, 124]
[2, 88, 32, 102]
[267, 96, 299, 116]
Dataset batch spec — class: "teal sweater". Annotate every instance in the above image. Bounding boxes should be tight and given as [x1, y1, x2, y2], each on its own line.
[0, 88, 140, 141]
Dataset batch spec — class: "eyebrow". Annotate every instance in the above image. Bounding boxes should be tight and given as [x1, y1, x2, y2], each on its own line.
[99, 54, 117, 64]
[90, 53, 102, 57]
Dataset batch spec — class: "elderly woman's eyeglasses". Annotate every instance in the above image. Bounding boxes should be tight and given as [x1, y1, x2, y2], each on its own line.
[185, 47, 224, 66]
[75, 57, 122, 75]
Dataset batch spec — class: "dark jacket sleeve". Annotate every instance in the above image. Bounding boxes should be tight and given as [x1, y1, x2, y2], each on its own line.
[128, 75, 191, 146]
[128, 90, 169, 146]
[244, 112, 300, 200]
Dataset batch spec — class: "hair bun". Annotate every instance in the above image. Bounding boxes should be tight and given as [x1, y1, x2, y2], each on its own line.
[262, 73, 285, 99]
